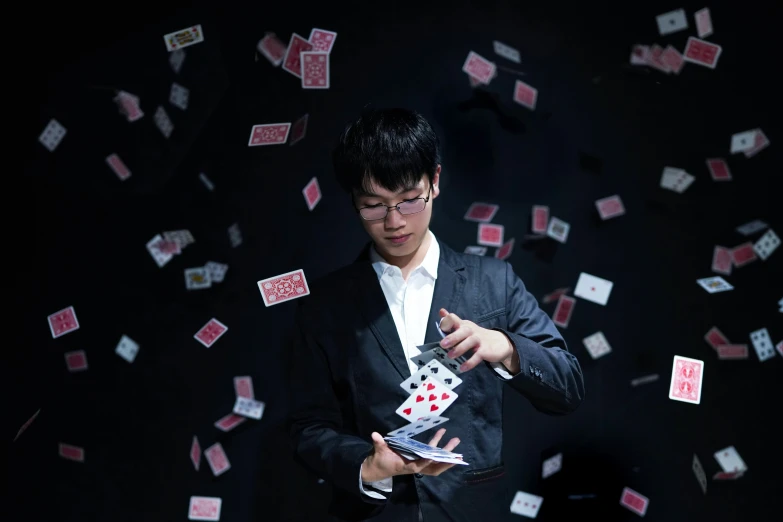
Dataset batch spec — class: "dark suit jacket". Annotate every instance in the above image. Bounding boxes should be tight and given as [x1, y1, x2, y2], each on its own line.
[287, 239, 584, 522]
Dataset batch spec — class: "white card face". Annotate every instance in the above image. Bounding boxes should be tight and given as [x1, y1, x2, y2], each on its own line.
[115, 335, 139, 363]
[204, 261, 229, 283]
[542, 453, 562, 479]
[400, 359, 463, 394]
[509, 490, 543, 518]
[464, 246, 487, 256]
[146, 234, 173, 267]
[492, 40, 521, 63]
[546, 217, 570, 243]
[744, 128, 770, 158]
[582, 331, 612, 359]
[170, 82, 190, 110]
[660, 167, 695, 193]
[163, 24, 205, 52]
[692, 454, 707, 494]
[574, 273, 613, 305]
[749, 328, 775, 362]
[185, 267, 212, 290]
[233, 396, 266, 419]
[39, 119, 67, 152]
[730, 130, 756, 153]
[714, 446, 747, 473]
[753, 229, 780, 260]
[656, 8, 688, 36]
[395, 377, 458, 421]
[169, 49, 186, 73]
[154, 106, 174, 138]
[736, 219, 767, 236]
[386, 415, 449, 437]
[697, 276, 733, 293]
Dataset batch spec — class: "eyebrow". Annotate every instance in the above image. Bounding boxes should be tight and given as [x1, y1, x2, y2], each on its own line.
[359, 184, 421, 198]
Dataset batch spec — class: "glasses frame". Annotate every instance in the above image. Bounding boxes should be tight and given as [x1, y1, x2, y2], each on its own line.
[354, 185, 433, 221]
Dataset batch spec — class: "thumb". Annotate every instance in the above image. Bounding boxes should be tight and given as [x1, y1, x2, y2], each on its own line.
[371, 432, 386, 447]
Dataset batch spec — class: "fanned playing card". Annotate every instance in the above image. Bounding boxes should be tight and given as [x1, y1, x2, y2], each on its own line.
[257, 33, 287, 66]
[513, 80, 538, 110]
[395, 377, 458, 421]
[704, 326, 729, 350]
[214, 413, 246, 432]
[749, 327, 775, 361]
[400, 359, 462, 394]
[257, 269, 310, 307]
[552, 295, 575, 328]
[706, 158, 730, 181]
[683, 37, 722, 69]
[582, 332, 611, 359]
[495, 238, 515, 261]
[656, 8, 688, 36]
[695, 8, 713, 38]
[595, 195, 625, 220]
[234, 376, 254, 399]
[574, 272, 613, 305]
[711, 246, 732, 275]
[386, 416, 449, 437]
[462, 51, 496, 84]
[185, 267, 212, 290]
[714, 446, 747, 473]
[753, 229, 780, 260]
[531, 205, 549, 234]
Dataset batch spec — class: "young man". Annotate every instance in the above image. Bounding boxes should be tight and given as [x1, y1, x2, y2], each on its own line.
[287, 108, 584, 522]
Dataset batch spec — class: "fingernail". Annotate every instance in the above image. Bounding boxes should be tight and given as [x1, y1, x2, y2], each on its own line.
[441, 339, 450, 348]
[460, 364, 467, 371]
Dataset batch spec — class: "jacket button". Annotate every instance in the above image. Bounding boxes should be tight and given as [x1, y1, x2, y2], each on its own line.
[415, 473, 423, 478]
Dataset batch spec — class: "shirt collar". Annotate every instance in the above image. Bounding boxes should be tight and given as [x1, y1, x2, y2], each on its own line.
[370, 230, 439, 280]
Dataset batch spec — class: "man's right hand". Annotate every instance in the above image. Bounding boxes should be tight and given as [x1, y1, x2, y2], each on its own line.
[361, 428, 461, 483]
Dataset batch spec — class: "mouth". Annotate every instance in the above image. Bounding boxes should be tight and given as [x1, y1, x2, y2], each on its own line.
[388, 233, 412, 244]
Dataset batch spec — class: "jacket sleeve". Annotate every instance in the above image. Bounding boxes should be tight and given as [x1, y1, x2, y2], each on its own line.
[286, 299, 387, 509]
[488, 262, 585, 414]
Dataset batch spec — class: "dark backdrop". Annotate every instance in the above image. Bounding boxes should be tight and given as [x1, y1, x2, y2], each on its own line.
[11, 1, 780, 521]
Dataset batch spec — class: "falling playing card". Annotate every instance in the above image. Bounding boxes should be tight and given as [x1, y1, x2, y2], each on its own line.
[153, 106, 174, 138]
[13, 408, 41, 443]
[193, 318, 228, 348]
[48, 306, 80, 338]
[419, 345, 468, 375]
[387, 416, 449, 438]
[542, 287, 570, 304]
[493, 40, 520, 63]
[531, 205, 549, 234]
[289, 113, 309, 146]
[630, 44, 650, 65]
[744, 128, 770, 158]
[668, 355, 704, 405]
[169, 82, 190, 110]
[648, 44, 670, 73]
[302, 177, 321, 211]
[704, 326, 729, 350]
[257, 269, 310, 307]
[214, 413, 246, 432]
[619, 487, 649, 517]
[163, 25, 204, 52]
[464, 246, 487, 256]
[513, 80, 538, 110]
[753, 229, 780, 260]
[228, 223, 242, 247]
[692, 454, 707, 494]
[595, 195, 625, 220]
[697, 276, 733, 293]
[114, 91, 144, 122]
[552, 295, 576, 328]
[204, 442, 231, 477]
[199, 172, 215, 191]
[462, 51, 496, 84]
[190, 436, 201, 471]
[65, 350, 88, 372]
[39, 119, 67, 152]
[395, 377, 458, 421]
[495, 238, 515, 261]
[509, 490, 543, 518]
[661, 45, 685, 74]
[185, 267, 212, 290]
[282, 33, 313, 78]
[711, 246, 732, 275]
[464, 202, 499, 223]
[749, 327, 775, 362]
[188, 496, 221, 521]
[656, 8, 688, 36]
[115, 335, 139, 363]
[106, 153, 131, 181]
[542, 453, 562, 479]
[59, 443, 85, 462]
[400, 359, 463, 394]
[204, 262, 229, 283]
[248, 123, 291, 146]
[630, 374, 660, 387]
[706, 158, 731, 181]
[257, 33, 287, 66]
[730, 130, 757, 154]
[695, 8, 713, 38]
[683, 37, 722, 69]
[574, 272, 613, 306]
[477, 223, 504, 247]
[776, 340, 783, 357]
[582, 332, 612, 359]
[234, 376, 254, 399]
[233, 397, 266, 420]
[735, 219, 767, 236]
[717, 344, 749, 360]
[660, 167, 695, 193]
[714, 446, 747, 473]
[546, 217, 570, 243]
[301, 51, 330, 89]
[170, 49, 186, 73]
[731, 242, 757, 268]
[308, 28, 337, 53]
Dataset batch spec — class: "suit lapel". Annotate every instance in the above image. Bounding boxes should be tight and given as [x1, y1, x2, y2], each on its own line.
[424, 243, 467, 343]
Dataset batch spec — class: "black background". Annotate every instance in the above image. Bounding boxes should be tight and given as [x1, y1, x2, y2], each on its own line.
[11, 1, 781, 520]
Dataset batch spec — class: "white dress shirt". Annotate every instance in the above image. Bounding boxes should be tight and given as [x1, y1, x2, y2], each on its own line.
[359, 230, 513, 499]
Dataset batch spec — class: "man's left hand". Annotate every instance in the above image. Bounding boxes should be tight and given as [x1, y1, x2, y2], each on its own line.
[438, 308, 520, 374]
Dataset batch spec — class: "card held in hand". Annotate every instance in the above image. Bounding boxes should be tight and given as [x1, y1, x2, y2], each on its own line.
[387, 416, 449, 438]
[395, 377, 458, 421]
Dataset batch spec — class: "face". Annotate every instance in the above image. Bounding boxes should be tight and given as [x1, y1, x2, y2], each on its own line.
[354, 166, 441, 264]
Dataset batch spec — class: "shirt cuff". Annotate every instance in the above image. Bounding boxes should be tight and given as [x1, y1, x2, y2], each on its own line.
[359, 463, 393, 499]
[490, 361, 514, 380]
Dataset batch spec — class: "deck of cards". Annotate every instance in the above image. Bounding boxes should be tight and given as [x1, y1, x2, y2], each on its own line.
[383, 436, 467, 465]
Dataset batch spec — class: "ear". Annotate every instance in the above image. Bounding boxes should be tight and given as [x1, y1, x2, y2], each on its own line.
[431, 165, 441, 198]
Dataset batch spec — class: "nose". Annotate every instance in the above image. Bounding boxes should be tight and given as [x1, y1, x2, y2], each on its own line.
[385, 206, 406, 227]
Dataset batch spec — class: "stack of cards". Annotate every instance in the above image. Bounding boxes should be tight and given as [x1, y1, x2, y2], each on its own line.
[383, 436, 467, 465]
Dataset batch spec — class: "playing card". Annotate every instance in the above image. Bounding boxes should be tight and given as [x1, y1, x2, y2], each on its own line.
[169, 82, 190, 110]
[204, 262, 229, 283]
[661, 45, 685, 74]
[115, 335, 139, 363]
[704, 326, 729, 350]
[582, 331, 611, 359]
[185, 267, 212, 290]
[204, 442, 231, 476]
[163, 25, 204, 51]
[630, 44, 650, 65]
[214, 413, 246, 432]
[193, 318, 228, 348]
[190, 436, 201, 471]
[386, 416, 449, 437]
[743, 128, 770, 158]
[692, 454, 707, 494]
[660, 167, 694, 193]
[464, 246, 487, 256]
[48, 305, 80, 338]
[713, 470, 744, 480]
[648, 44, 671, 73]
[395, 377, 458, 421]
[164, 230, 194, 249]
[464, 202, 499, 223]
[730, 130, 757, 154]
[509, 491, 543, 518]
[13, 408, 41, 442]
[697, 276, 733, 293]
[234, 376, 254, 399]
[619, 487, 649, 517]
[409, 341, 443, 368]
[282, 33, 313, 78]
[228, 223, 243, 247]
[711, 246, 732, 275]
[477, 223, 504, 247]
[630, 374, 659, 387]
[65, 350, 88, 372]
[495, 238, 515, 261]
[302, 177, 321, 210]
[400, 359, 463, 394]
[750, 327, 775, 362]
[39, 119, 66, 152]
[308, 28, 337, 53]
[153, 106, 174, 138]
[493, 40, 521, 63]
[695, 8, 713, 38]
[248, 123, 291, 146]
[552, 295, 576, 328]
[731, 242, 757, 268]
[233, 396, 265, 420]
[753, 229, 780, 260]
[257, 33, 286, 66]
[574, 272, 613, 306]
[683, 36, 722, 69]
[114, 91, 144, 122]
[542, 287, 570, 304]
[542, 453, 562, 479]
[157, 239, 181, 256]
[301, 51, 330, 89]
[513, 79, 538, 110]
[595, 195, 625, 220]
[169, 49, 186, 73]
[546, 217, 570, 243]
[188, 496, 221, 521]
[289, 113, 309, 146]
[717, 344, 749, 360]
[384, 437, 462, 457]
[199, 172, 215, 191]
[776, 340, 783, 357]
[735, 219, 767, 236]
[531, 205, 549, 234]
[106, 153, 131, 181]
[59, 443, 85, 462]
[656, 8, 688, 35]
[668, 355, 704, 405]
[257, 269, 310, 307]
[416, 345, 469, 375]
[714, 446, 747, 473]
[462, 51, 496, 84]
[706, 158, 731, 181]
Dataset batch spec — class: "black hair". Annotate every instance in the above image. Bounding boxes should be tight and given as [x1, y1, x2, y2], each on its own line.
[332, 108, 441, 197]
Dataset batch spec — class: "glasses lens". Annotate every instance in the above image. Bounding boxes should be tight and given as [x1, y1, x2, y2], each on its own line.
[398, 198, 426, 215]
[360, 206, 387, 220]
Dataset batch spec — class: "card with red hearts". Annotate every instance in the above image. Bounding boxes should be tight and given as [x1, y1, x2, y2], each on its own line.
[395, 376, 458, 422]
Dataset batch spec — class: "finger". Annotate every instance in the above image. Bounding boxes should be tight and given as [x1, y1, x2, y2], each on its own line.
[458, 350, 485, 372]
[446, 334, 479, 360]
[442, 437, 461, 453]
[440, 325, 470, 351]
[371, 432, 387, 448]
[427, 428, 447, 448]
[439, 311, 461, 333]
[406, 459, 432, 473]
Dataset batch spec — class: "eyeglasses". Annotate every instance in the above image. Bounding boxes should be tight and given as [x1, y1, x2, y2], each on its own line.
[355, 186, 432, 221]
